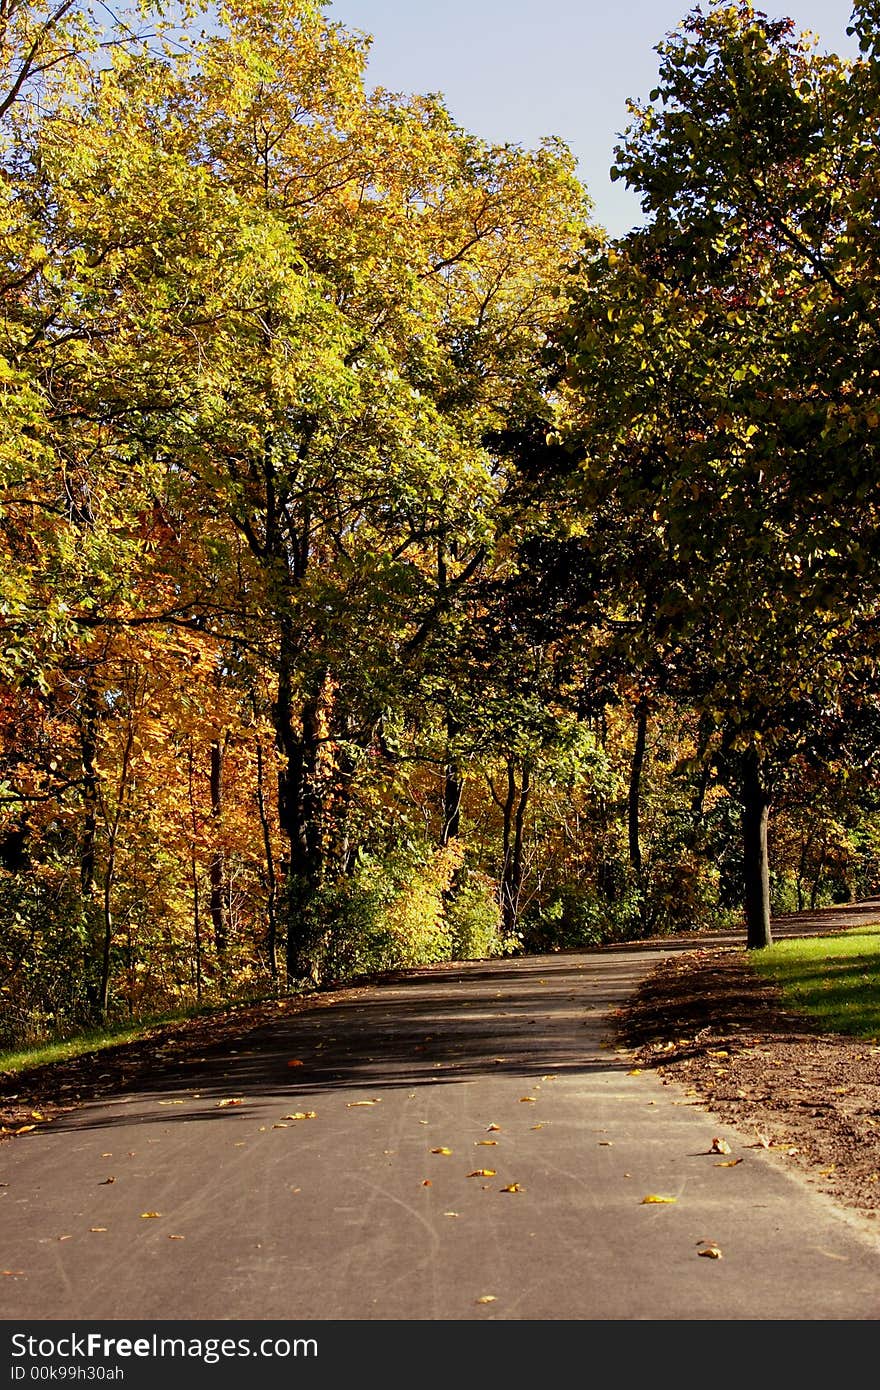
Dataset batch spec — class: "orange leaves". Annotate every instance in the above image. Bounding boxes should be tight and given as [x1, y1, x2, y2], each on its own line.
[216, 1097, 244, 1108]
[286, 1059, 304, 1069]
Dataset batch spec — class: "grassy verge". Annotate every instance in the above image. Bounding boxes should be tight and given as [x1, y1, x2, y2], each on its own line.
[750, 924, 880, 1039]
[0, 992, 286, 1077]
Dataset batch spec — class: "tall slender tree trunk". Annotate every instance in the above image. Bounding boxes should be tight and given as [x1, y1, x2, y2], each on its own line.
[255, 738, 278, 978]
[209, 736, 228, 963]
[742, 749, 773, 949]
[628, 699, 648, 878]
[442, 714, 463, 845]
[501, 756, 531, 934]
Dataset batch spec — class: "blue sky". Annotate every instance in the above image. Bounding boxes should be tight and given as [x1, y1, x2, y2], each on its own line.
[328, 1, 859, 236]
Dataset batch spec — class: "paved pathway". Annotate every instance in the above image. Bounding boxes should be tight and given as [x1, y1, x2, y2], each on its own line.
[1, 925, 879, 1321]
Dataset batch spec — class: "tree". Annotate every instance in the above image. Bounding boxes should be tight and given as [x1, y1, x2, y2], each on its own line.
[554, 2, 880, 946]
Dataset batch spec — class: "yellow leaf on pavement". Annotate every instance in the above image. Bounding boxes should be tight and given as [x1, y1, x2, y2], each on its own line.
[641, 1194, 677, 1204]
[468, 1169, 496, 1178]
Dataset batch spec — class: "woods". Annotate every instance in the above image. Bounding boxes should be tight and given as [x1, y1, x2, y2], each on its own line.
[3, 0, 880, 1047]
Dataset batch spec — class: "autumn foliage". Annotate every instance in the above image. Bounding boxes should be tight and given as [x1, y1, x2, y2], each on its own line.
[3, 1, 880, 1047]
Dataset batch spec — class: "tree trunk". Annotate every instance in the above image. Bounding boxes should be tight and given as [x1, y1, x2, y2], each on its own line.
[209, 737, 228, 963]
[255, 737, 278, 978]
[273, 626, 329, 981]
[742, 750, 772, 949]
[628, 699, 648, 877]
[442, 715, 463, 845]
[501, 757, 531, 934]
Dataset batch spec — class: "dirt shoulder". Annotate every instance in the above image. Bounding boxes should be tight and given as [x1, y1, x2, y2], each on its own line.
[616, 944, 880, 1218]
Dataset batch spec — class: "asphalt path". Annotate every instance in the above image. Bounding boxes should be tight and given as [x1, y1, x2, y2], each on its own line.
[1, 919, 880, 1322]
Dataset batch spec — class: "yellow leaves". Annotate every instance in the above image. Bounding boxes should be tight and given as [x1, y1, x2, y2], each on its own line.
[467, 1169, 496, 1178]
[140, 1211, 162, 1219]
[14, 1124, 35, 1135]
[519, 1096, 537, 1104]
[347, 1098, 381, 1107]
[698, 1244, 723, 1259]
[486, 1124, 501, 1132]
[500, 1183, 523, 1193]
[167, 1234, 186, 1241]
[283, 1111, 317, 1121]
[475, 1295, 496, 1305]
[476, 1140, 497, 1147]
[430, 1147, 452, 1155]
[641, 1194, 677, 1204]
[89, 1227, 107, 1233]
[158, 1099, 184, 1106]
[627, 1068, 642, 1076]
[714, 1158, 743, 1168]
[217, 1097, 244, 1108]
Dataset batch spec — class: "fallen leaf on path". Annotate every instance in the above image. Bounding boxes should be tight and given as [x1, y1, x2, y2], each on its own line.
[476, 1295, 496, 1304]
[158, 1100, 184, 1106]
[30, 1111, 45, 1121]
[273, 1124, 288, 1129]
[217, 1098, 244, 1108]
[500, 1184, 523, 1193]
[89, 1227, 107, 1233]
[57, 1235, 72, 1241]
[14, 1124, 35, 1134]
[627, 1068, 642, 1076]
[709, 1137, 731, 1155]
[641, 1194, 677, 1204]
[542, 1075, 558, 1081]
[347, 1099, 381, 1107]
[698, 1244, 723, 1259]
[519, 1097, 536, 1103]
[598, 1141, 613, 1147]
[714, 1158, 743, 1168]
[422, 1180, 432, 1187]
[284, 1112, 317, 1121]
[98, 1177, 116, 1185]
[443, 1211, 460, 1218]
[531, 1124, 545, 1130]
[140, 1212, 161, 1219]
[486, 1124, 501, 1132]
[1, 1271, 25, 1277]
[167, 1234, 185, 1241]
[476, 1140, 497, 1147]
[468, 1169, 496, 1178]
[431, 1147, 452, 1155]
[101, 1153, 112, 1158]
[287, 1060, 304, 1068]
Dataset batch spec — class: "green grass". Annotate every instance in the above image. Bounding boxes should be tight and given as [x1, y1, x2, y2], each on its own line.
[0, 990, 288, 1077]
[751, 923, 880, 1039]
